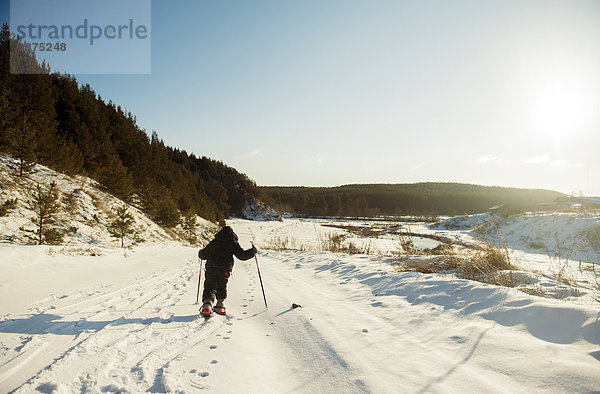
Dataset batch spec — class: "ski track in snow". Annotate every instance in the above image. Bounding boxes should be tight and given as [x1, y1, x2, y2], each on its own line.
[0, 258, 228, 392]
[1, 220, 599, 392]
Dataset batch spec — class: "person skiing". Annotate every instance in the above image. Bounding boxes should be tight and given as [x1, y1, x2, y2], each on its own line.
[198, 226, 257, 316]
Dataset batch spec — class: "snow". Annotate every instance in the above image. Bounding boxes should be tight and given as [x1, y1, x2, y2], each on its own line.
[432, 212, 600, 263]
[240, 198, 282, 222]
[1, 158, 599, 392]
[2, 218, 599, 392]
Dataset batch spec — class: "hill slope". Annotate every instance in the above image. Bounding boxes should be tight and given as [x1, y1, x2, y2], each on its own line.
[264, 183, 565, 216]
[0, 155, 217, 251]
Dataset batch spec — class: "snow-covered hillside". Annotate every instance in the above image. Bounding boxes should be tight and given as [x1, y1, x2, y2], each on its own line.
[1, 217, 599, 392]
[432, 212, 600, 262]
[0, 156, 217, 251]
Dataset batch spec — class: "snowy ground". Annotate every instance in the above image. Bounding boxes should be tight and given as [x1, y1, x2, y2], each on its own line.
[1, 219, 599, 393]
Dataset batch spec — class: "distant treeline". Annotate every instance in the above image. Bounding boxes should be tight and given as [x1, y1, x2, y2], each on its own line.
[0, 24, 260, 224]
[263, 183, 565, 217]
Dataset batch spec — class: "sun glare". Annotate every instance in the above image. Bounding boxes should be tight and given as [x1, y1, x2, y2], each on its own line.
[530, 79, 593, 139]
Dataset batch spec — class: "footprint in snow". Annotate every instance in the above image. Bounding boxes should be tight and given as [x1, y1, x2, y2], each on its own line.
[210, 360, 218, 364]
[36, 383, 58, 393]
[209, 345, 217, 349]
[199, 372, 209, 377]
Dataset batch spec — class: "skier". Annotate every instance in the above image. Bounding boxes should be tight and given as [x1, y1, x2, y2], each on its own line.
[198, 226, 257, 316]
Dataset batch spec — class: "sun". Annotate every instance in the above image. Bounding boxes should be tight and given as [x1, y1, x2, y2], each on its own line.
[530, 79, 594, 140]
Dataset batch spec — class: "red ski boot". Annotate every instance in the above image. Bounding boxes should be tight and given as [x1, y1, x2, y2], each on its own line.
[214, 300, 226, 316]
[200, 301, 213, 318]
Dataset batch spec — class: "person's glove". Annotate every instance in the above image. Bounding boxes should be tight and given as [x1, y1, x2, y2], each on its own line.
[252, 245, 258, 255]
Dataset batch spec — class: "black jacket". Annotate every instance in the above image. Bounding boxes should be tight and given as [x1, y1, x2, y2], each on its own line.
[198, 226, 255, 271]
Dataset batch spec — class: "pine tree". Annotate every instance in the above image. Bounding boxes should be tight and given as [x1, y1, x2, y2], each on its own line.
[9, 112, 37, 176]
[0, 26, 11, 143]
[97, 154, 134, 200]
[141, 181, 180, 227]
[108, 205, 135, 248]
[54, 137, 84, 176]
[155, 190, 180, 228]
[0, 198, 18, 216]
[28, 181, 61, 245]
[0, 24, 10, 76]
[4, 76, 57, 175]
[182, 210, 198, 245]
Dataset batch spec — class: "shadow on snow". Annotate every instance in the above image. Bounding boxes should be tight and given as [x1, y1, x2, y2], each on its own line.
[0, 313, 199, 336]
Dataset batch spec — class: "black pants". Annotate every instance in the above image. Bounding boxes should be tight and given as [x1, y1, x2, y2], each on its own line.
[202, 268, 230, 302]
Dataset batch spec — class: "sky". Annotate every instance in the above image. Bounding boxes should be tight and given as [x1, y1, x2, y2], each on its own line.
[2, 0, 600, 195]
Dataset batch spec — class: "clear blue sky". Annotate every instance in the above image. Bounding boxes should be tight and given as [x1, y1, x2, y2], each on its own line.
[3, 1, 600, 195]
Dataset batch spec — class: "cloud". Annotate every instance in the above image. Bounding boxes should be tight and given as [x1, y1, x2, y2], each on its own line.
[236, 149, 261, 160]
[477, 155, 503, 163]
[522, 153, 583, 168]
[550, 160, 583, 168]
[523, 153, 550, 164]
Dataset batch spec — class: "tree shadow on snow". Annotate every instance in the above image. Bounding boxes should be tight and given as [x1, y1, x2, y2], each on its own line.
[417, 326, 492, 393]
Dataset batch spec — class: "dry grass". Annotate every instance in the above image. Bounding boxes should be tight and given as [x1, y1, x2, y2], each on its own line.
[581, 225, 600, 250]
[394, 255, 457, 274]
[395, 236, 517, 288]
[527, 240, 546, 250]
[321, 232, 373, 254]
[519, 285, 548, 298]
[263, 231, 376, 255]
[456, 245, 515, 286]
[323, 224, 383, 238]
[264, 235, 309, 251]
[398, 230, 417, 255]
[89, 192, 113, 220]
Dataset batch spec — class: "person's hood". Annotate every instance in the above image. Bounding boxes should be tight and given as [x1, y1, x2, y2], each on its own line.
[214, 226, 238, 242]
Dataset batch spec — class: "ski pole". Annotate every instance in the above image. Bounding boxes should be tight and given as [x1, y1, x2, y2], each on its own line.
[195, 256, 203, 305]
[252, 242, 268, 309]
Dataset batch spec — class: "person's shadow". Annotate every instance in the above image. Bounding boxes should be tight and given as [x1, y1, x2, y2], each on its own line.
[0, 313, 198, 336]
